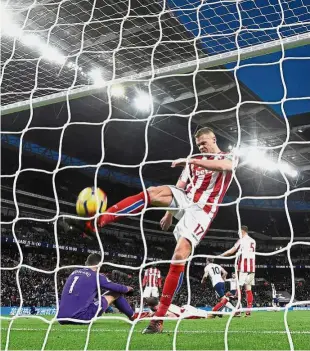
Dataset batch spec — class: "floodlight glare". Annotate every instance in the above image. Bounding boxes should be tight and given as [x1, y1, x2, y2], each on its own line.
[290, 169, 298, 178]
[134, 92, 152, 111]
[41, 46, 66, 65]
[89, 68, 105, 86]
[21, 34, 41, 48]
[111, 85, 125, 98]
[247, 148, 266, 168]
[0, 5, 22, 37]
[279, 162, 298, 178]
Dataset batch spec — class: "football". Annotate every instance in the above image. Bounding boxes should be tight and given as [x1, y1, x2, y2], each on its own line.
[76, 187, 107, 217]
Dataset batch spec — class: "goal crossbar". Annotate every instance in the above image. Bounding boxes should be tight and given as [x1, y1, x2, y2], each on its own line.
[1, 33, 310, 116]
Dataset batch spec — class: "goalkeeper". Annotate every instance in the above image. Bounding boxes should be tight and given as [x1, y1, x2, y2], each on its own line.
[57, 253, 134, 324]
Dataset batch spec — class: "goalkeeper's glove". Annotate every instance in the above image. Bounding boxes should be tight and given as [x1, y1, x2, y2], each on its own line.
[126, 287, 134, 296]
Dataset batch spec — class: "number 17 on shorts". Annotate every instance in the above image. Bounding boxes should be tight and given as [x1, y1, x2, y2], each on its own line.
[173, 206, 213, 247]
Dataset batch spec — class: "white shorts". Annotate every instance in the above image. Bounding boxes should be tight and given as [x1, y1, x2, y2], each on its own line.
[143, 287, 159, 298]
[168, 186, 213, 248]
[238, 272, 255, 286]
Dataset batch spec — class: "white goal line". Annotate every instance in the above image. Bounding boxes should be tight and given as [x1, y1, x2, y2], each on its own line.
[1, 327, 310, 335]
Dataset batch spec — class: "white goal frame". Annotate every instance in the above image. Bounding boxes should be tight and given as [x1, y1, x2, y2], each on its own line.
[1, 32, 310, 116]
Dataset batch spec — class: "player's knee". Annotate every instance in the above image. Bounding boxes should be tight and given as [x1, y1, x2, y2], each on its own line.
[172, 252, 186, 262]
[147, 185, 171, 205]
[147, 186, 161, 203]
[172, 245, 191, 262]
[147, 186, 156, 194]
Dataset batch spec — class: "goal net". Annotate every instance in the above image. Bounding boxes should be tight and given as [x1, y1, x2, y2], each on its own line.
[1, 0, 310, 350]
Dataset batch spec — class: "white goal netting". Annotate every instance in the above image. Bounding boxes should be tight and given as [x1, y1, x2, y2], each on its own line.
[1, 0, 310, 350]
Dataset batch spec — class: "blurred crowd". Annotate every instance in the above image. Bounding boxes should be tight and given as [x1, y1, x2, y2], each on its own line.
[2, 218, 310, 267]
[1, 244, 309, 309]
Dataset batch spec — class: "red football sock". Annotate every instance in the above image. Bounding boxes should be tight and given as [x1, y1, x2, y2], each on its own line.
[246, 290, 253, 308]
[97, 191, 150, 227]
[213, 297, 229, 312]
[155, 264, 185, 318]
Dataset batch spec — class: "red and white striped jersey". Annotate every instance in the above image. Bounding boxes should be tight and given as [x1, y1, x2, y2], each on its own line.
[234, 234, 256, 273]
[143, 268, 162, 288]
[179, 153, 236, 215]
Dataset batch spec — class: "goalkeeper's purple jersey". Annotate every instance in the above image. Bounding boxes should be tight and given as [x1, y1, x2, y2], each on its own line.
[57, 268, 128, 319]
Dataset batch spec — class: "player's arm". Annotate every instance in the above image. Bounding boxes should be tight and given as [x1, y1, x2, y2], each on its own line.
[201, 268, 209, 284]
[221, 268, 228, 280]
[172, 158, 233, 172]
[99, 274, 132, 294]
[221, 246, 238, 257]
[221, 240, 240, 257]
[160, 171, 187, 231]
[161, 179, 186, 220]
[191, 158, 233, 172]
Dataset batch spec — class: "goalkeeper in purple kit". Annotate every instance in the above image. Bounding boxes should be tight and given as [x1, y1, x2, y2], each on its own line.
[57, 253, 134, 323]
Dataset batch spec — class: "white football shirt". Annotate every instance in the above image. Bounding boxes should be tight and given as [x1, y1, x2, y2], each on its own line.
[204, 263, 224, 287]
[226, 277, 237, 291]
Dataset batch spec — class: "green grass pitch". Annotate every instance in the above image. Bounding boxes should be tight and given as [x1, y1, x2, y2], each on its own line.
[1, 311, 309, 350]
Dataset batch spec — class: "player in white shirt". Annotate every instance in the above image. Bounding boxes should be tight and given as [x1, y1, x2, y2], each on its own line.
[224, 272, 241, 311]
[201, 259, 235, 316]
[221, 226, 256, 316]
[271, 283, 279, 308]
[202, 258, 227, 296]
[226, 273, 238, 296]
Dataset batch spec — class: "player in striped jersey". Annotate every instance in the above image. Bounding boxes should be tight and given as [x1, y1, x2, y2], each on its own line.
[85, 127, 237, 333]
[143, 267, 162, 298]
[221, 226, 256, 317]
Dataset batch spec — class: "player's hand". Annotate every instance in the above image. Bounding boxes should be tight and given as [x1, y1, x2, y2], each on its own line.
[171, 158, 188, 168]
[126, 286, 134, 296]
[160, 214, 172, 231]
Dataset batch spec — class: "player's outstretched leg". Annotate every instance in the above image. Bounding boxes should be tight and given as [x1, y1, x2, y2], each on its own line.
[142, 238, 191, 334]
[113, 296, 135, 320]
[85, 186, 173, 234]
[211, 296, 229, 318]
[223, 292, 236, 311]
